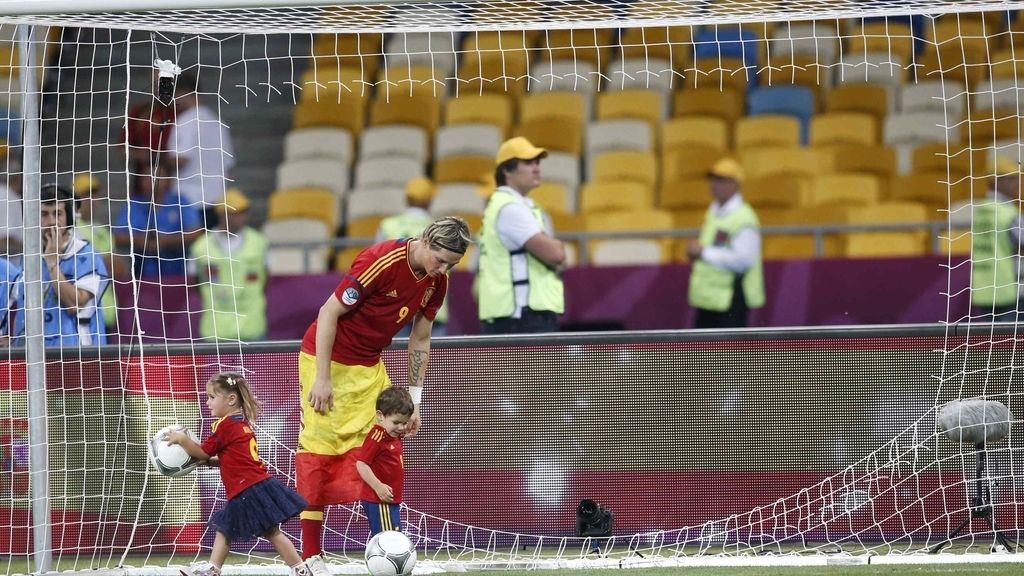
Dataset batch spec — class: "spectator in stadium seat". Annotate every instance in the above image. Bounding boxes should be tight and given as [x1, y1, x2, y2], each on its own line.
[165, 70, 235, 208]
[375, 176, 449, 336]
[0, 154, 23, 259]
[477, 136, 566, 334]
[113, 160, 203, 279]
[73, 172, 122, 336]
[12, 184, 109, 346]
[686, 157, 764, 328]
[970, 156, 1023, 321]
[0, 255, 20, 346]
[189, 188, 269, 341]
[294, 216, 470, 569]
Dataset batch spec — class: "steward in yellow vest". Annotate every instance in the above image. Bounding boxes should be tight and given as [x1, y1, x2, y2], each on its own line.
[686, 157, 765, 328]
[477, 137, 566, 334]
[971, 156, 1023, 320]
[189, 188, 268, 341]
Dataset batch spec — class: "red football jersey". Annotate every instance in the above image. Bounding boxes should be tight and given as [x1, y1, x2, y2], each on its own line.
[301, 239, 447, 366]
[355, 424, 405, 503]
[201, 414, 271, 499]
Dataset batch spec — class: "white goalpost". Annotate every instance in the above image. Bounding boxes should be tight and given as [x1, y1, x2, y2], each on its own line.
[1, 0, 1024, 575]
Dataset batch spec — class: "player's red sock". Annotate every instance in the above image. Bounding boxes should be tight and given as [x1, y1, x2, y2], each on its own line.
[300, 507, 325, 559]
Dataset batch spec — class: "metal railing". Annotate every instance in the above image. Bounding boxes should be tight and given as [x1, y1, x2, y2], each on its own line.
[269, 220, 969, 273]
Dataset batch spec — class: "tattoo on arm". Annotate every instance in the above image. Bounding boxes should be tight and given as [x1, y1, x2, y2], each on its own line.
[409, 350, 427, 386]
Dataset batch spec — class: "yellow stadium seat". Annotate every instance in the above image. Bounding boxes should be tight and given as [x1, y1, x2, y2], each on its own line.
[842, 202, 930, 257]
[809, 112, 877, 147]
[520, 91, 587, 125]
[346, 215, 386, 238]
[591, 151, 658, 190]
[515, 117, 583, 155]
[531, 182, 572, 215]
[928, 18, 994, 54]
[585, 209, 675, 265]
[758, 54, 826, 106]
[846, 22, 915, 72]
[735, 115, 801, 151]
[0, 45, 18, 77]
[662, 116, 730, 153]
[939, 226, 972, 256]
[292, 99, 367, 135]
[911, 142, 982, 180]
[824, 84, 890, 129]
[445, 94, 514, 136]
[888, 173, 979, 219]
[550, 211, 585, 233]
[369, 92, 441, 134]
[467, 5, 544, 45]
[619, 25, 693, 66]
[596, 89, 665, 132]
[313, 33, 384, 58]
[829, 144, 898, 184]
[268, 188, 339, 231]
[744, 174, 812, 208]
[662, 145, 724, 183]
[915, 44, 988, 88]
[810, 174, 881, 206]
[959, 108, 1023, 145]
[673, 87, 745, 126]
[659, 178, 710, 211]
[310, 33, 384, 80]
[769, 205, 848, 258]
[299, 65, 371, 102]
[580, 181, 655, 213]
[541, 28, 617, 69]
[457, 32, 530, 98]
[377, 64, 448, 96]
[741, 148, 834, 180]
[687, 56, 750, 96]
[334, 245, 369, 272]
[990, 48, 1024, 80]
[434, 155, 493, 184]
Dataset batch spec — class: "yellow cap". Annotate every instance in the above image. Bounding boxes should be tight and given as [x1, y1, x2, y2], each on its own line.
[707, 157, 745, 183]
[405, 176, 436, 203]
[495, 136, 548, 166]
[73, 173, 100, 197]
[218, 188, 251, 213]
[993, 155, 1020, 177]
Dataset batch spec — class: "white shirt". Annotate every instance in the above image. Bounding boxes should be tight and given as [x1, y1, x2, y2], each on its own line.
[0, 183, 23, 242]
[493, 186, 551, 318]
[701, 192, 761, 274]
[167, 103, 236, 207]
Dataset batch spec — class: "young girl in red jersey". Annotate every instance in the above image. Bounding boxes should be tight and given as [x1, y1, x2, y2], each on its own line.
[355, 387, 415, 535]
[167, 372, 310, 576]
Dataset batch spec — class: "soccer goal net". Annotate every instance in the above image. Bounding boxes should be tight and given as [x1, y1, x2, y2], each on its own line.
[0, 0, 1023, 574]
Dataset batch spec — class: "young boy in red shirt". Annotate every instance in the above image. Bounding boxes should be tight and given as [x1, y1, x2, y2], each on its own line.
[355, 387, 415, 535]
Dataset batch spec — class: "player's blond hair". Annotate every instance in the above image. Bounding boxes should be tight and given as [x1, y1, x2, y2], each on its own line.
[209, 372, 262, 420]
[423, 216, 472, 255]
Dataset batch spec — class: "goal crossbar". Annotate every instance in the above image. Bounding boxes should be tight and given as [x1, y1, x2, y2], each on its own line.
[4, 0, 1024, 34]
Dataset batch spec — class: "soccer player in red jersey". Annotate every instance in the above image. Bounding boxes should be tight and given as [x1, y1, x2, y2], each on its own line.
[355, 387, 415, 535]
[295, 216, 471, 568]
[167, 372, 309, 576]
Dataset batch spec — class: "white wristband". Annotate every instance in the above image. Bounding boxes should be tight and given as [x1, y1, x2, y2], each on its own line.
[409, 386, 423, 405]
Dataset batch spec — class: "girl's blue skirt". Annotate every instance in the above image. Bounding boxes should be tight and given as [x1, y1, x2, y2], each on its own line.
[210, 477, 307, 541]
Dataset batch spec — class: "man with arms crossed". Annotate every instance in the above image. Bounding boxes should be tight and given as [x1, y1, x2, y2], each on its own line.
[296, 216, 471, 572]
[477, 137, 566, 334]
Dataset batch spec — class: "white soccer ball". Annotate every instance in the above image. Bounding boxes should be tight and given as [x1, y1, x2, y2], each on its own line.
[364, 530, 416, 576]
[148, 425, 200, 477]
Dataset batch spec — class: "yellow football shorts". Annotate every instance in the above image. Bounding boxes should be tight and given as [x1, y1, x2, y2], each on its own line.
[296, 351, 391, 456]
